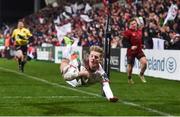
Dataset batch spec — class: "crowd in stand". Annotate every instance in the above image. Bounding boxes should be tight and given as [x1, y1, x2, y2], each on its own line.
[0, 0, 180, 58]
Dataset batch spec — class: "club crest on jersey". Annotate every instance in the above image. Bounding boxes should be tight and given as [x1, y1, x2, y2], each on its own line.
[132, 33, 136, 36]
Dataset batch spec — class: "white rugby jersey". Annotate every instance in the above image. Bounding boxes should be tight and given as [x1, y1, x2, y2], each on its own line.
[71, 59, 108, 84]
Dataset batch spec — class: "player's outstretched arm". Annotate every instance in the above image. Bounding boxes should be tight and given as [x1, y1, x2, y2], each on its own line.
[102, 81, 119, 102]
[97, 64, 118, 102]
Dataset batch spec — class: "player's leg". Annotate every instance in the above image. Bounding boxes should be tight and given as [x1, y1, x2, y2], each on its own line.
[127, 64, 134, 84]
[60, 58, 70, 73]
[60, 59, 81, 87]
[139, 56, 147, 83]
[63, 45, 72, 59]
[66, 79, 82, 87]
[60, 58, 79, 81]
[127, 55, 135, 84]
[20, 45, 28, 72]
[14, 46, 23, 72]
[21, 55, 26, 72]
[137, 51, 147, 83]
[60, 39, 81, 84]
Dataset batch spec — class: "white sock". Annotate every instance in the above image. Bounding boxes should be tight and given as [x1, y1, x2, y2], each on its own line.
[103, 82, 114, 100]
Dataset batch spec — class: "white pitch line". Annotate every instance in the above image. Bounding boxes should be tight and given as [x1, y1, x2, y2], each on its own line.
[1, 96, 96, 99]
[0, 67, 173, 116]
[0, 67, 101, 97]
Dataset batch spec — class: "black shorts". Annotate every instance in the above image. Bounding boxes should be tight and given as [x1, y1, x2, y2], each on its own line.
[127, 50, 145, 65]
[15, 45, 28, 56]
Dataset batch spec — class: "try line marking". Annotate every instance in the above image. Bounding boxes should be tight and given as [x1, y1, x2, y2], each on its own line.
[0, 67, 173, 116]
[1, 96, 96, 99]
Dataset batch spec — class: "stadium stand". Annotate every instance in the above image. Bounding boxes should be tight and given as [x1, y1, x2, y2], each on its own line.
[0, 0, 180, 58]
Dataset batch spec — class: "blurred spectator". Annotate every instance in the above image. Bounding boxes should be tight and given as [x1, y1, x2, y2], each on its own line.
[0, 33, 5, 46]
[0, 33, 5, 57]
[143, 31, 153, 49]
[111, 36, 120, 48]
[4, 33, 11, 59]
[0, 0, 179, 52]
[169, 31, 180, 49]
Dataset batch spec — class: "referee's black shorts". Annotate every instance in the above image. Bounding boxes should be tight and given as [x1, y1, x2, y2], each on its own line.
[15, 45, 28, 56]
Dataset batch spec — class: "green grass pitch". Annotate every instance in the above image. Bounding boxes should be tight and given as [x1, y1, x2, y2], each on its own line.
[0, 58, 180, 116]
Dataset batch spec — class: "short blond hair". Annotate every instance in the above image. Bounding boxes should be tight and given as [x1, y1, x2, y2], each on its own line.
[89, 45, 103, 58]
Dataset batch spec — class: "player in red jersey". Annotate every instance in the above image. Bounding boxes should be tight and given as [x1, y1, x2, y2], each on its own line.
[123, 18, 147, 84]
